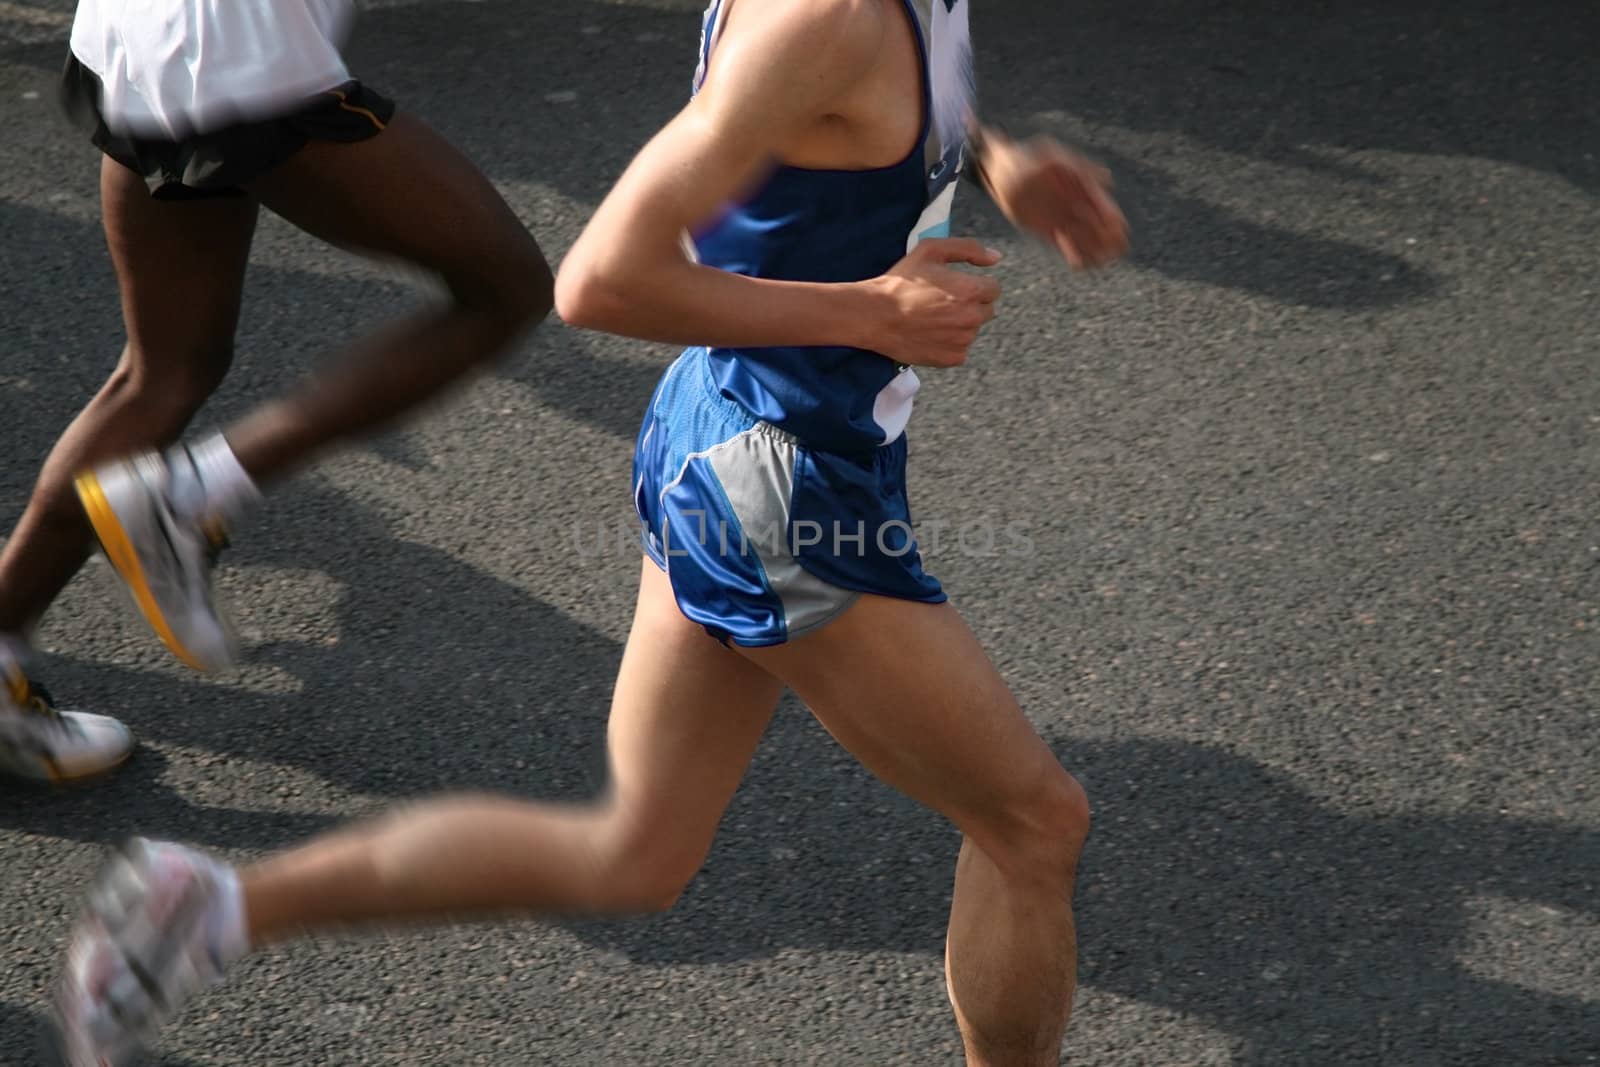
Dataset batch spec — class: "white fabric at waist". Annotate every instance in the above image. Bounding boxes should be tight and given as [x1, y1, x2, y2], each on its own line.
[70, 0, 357, 139]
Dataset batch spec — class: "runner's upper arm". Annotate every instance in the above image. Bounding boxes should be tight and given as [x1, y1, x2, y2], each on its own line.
[557, 0, 884, 322]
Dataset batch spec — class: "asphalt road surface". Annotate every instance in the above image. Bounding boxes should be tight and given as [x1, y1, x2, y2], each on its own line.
[2, 1, 1597, 1064]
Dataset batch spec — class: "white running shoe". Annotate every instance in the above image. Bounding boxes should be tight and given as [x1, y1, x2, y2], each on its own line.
[0, 663, 133, 783]
[75, 452, 238, 672]
[56, 839, 247, 1067]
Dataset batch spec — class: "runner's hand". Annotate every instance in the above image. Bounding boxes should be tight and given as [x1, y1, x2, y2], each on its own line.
[866, 238, 1003, 368]
[980, 132, 1127, 270]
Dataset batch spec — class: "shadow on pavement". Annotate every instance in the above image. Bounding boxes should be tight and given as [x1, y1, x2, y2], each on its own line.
[4, 0, 1553, 309]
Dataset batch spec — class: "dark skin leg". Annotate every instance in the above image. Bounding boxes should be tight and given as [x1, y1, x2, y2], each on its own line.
[1, 114, 551, 635]
[226, 112, 554, 481]
[0, 160, 257, 634]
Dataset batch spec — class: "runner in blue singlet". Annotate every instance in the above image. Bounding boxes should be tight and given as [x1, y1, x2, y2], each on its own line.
[54, 3, 1126, 1063]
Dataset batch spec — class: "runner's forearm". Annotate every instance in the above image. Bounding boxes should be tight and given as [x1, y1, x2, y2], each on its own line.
[556, 259, 891, 353]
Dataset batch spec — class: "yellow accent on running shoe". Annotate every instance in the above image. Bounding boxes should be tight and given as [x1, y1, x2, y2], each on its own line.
[3, 666, 27, 707]
[74, 470, 208, 672]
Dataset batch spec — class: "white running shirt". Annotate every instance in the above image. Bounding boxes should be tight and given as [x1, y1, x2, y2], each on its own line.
[70, 0, 357, 138]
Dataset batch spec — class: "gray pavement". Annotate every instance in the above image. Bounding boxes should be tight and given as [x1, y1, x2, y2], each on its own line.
[1, 0, 1597, 1063]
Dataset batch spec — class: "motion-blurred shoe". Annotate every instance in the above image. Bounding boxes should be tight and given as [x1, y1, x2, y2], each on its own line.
[56, 838, 247, 1067]
[0, 663, 132, 783]
[75, 452, 238, 672]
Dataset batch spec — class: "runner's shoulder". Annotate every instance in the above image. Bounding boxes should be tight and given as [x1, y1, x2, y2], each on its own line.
[721, 0, 888, 90]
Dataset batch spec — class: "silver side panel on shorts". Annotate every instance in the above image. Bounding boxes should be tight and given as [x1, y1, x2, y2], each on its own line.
[704, 428, 858, 639]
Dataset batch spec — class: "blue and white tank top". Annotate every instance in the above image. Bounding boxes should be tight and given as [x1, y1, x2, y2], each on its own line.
[690, 0, 974, 454]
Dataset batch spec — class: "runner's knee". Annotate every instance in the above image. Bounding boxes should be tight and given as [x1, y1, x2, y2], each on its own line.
[29, 351, 229, 521]
[106, 346, 232, 433]
[501, 243, 555, 326]
[979, 769, 1091, 889]
[445, 237, 553, 336]
[590, 822, 708, 914]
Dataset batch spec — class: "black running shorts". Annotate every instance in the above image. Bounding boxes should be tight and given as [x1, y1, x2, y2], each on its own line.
[58, 54, 397, 201]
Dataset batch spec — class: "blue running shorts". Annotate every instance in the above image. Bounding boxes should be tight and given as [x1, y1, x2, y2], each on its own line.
[633, 348, 946, 647]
